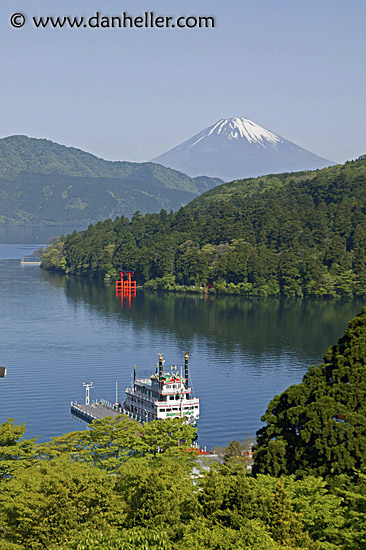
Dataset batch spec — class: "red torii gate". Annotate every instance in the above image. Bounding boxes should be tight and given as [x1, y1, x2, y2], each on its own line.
[115, 270, 136, 307]
[115, 270, 137, 293]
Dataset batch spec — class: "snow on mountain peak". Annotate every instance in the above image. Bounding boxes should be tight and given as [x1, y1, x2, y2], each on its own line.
[151, 116, 334, 181]
[206, 118, 281, 146]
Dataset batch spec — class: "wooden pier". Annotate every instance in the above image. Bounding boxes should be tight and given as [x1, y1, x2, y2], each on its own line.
[20, 259, 41, 266]
[71, 400, 123, 423]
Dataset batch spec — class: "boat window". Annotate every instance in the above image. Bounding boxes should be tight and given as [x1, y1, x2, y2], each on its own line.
[160, 408, 165, 412]
[169, 396, 174, 400]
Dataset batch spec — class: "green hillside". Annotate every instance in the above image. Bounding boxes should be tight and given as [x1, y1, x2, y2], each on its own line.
[41, 155, 366, 298]
[0, 135, 222, 225]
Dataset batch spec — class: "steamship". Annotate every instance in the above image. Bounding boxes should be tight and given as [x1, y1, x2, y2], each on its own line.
[121, 353, 200, 425]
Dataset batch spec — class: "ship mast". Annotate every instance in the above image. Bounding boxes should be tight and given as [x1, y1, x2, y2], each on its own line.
[184, 352, 189, 389]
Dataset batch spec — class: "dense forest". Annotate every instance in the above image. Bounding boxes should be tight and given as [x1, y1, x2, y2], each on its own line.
[42, 156, 366, 298]
[0, 135, 221, 225]
[1, 307, 366, 549]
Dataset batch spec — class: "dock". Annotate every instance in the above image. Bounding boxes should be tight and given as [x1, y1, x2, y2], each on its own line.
[20, 259, 41, 266]
[71, 400, 123, 423]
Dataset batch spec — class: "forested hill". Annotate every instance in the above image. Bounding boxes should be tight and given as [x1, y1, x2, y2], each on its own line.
[42, 155, 366, 298]
[0, 135, 221, 225]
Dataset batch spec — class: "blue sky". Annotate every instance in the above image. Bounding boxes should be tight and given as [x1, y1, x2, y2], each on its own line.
[1, 0, 365, 163]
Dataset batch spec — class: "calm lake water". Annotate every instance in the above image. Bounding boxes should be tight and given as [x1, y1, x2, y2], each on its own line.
[0, 227, 364, 448]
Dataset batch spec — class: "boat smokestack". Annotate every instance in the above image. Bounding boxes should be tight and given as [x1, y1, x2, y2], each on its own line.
[133, 364, 136, 382]
[184, 352, 189, 389]
[159, 354, 163, 380]
[155, 362, 158, 375]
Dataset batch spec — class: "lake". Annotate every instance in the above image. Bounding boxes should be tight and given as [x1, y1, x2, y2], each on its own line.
[0, 227, 364, 448]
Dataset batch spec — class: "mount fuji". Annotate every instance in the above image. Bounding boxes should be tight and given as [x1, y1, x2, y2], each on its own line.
[151, 117, 334, 181]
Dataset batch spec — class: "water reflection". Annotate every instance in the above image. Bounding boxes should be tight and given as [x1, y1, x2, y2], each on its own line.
[2, 244, 364, 448]
[42, 271, 365, 362]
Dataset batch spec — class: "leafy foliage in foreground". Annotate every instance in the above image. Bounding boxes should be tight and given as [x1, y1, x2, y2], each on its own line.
[0, 415, 365, 549]
[42, 156, 366, 297]
[0, 419, 36, 480]
[41, 415, 196, 471]
[0, 431, 325, 550]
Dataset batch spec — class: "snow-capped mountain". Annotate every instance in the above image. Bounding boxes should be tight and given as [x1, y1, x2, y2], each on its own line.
[152, 118, 334, 181]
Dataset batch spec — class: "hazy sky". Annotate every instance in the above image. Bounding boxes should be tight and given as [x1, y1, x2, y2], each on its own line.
[1, 0, 365, 164]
